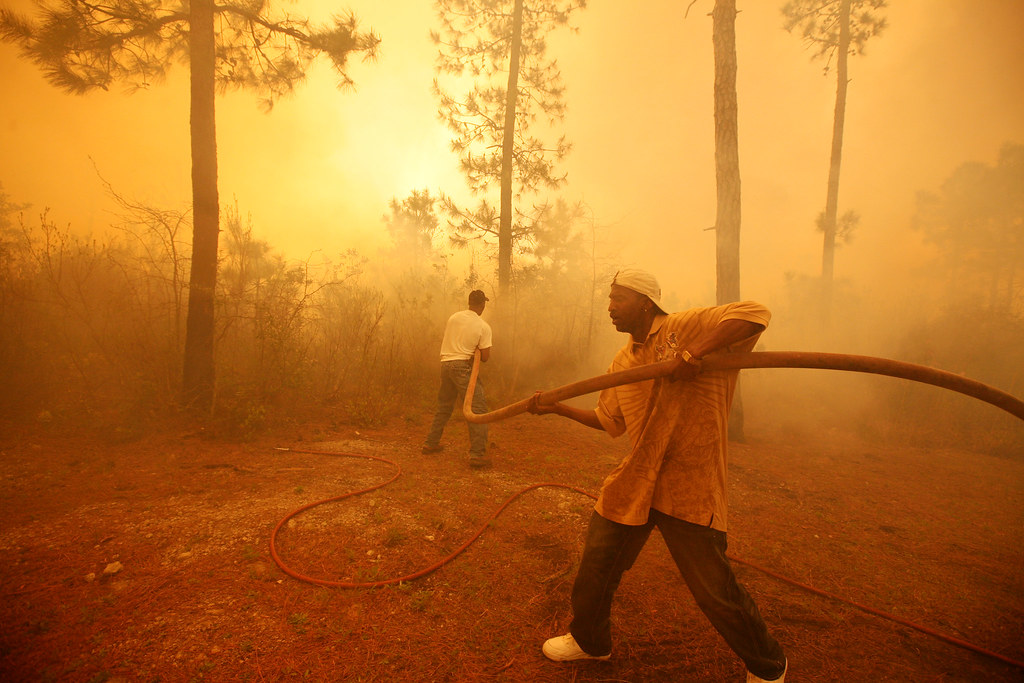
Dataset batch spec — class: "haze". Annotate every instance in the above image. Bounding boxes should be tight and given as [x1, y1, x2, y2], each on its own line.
[2, 0, 1023, 438]
[1, 0, 1019, 297]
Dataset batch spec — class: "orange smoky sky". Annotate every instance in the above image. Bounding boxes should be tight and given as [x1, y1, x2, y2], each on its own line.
[1, 0, 1022, 306]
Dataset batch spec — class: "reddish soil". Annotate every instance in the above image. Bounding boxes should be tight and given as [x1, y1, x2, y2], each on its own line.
[1, 411, 1022, 682]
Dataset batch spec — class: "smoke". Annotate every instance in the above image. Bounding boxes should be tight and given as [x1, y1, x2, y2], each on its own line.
[1, 0, 1021, 450]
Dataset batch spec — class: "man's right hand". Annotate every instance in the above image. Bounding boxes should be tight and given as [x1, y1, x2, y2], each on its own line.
[529, 395, 605, 431]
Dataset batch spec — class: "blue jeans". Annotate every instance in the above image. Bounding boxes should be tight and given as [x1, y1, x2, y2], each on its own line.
[569, 509, 786, 680]
[424, 360, 488, 456]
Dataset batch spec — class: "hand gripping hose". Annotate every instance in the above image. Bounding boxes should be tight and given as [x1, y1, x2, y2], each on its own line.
[463, 350, 1024, 423]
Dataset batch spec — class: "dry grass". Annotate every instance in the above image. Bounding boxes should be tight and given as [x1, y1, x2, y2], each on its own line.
[0, 410, 1022, 682]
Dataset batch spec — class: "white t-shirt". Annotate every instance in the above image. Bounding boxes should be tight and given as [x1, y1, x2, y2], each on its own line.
[439, 309, 493, 362]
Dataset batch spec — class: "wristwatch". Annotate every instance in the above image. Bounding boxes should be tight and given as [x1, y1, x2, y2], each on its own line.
[680, 350, 702, 367]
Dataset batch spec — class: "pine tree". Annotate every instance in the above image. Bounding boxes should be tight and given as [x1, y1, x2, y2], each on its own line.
[782, 0, 887, 303]
[432, 0, 585, 296]
[712, 0, 742, 307]
[1, 0, 378, 410]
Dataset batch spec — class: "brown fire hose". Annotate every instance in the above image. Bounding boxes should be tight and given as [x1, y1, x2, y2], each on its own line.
[462, 350, 1024, 424]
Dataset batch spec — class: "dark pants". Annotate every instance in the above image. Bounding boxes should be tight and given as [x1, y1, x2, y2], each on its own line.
[424, 359, 488, 455]
[569, 509, 786, 680]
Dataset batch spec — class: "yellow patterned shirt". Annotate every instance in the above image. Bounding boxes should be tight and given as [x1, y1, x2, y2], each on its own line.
[594, 302, 770, 530]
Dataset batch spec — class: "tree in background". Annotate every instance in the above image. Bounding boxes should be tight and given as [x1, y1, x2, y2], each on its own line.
[878, 143, 1024, 448]
[815, 206, 860, 254]
[704, 0, 749, 440]
[0, 182, 27, 233]
[0, 0, 379, 411]
[913, 142, 1024, 316]
[102, 177, 193, 390]
[0, 184, 32, 414]
[497, 197, 611, 393]
[782, 0, 886, 306]
[432, 0, 585, 296]
[385, 188, 443, 259]
[0, 182, 30, 277]
[711, 0, 742, 307]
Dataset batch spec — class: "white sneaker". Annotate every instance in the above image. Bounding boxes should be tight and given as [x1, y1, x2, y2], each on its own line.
[747, 658, 787, 682]
[542, 633, 611, 662]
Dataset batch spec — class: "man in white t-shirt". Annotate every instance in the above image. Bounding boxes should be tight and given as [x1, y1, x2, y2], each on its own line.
[422, 289, 493, 468]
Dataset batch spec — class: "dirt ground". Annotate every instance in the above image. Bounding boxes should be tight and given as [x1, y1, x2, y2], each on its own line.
[1, 407, 1023, 682]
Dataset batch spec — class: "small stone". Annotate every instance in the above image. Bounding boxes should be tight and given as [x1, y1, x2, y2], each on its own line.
[85, 572, 96, 582]
[103, 561, 123, 575]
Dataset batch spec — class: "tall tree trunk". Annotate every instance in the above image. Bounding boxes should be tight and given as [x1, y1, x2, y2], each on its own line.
[712, 0, 745, 440]
[712, 0, 741, 306]
[821, 0, 851, 305]
[182, 0, 220, 411]
[585, 217, 597, 361]
[498, 0, 524, 297]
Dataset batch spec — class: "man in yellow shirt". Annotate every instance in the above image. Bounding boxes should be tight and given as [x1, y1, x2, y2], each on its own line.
[530, 268, 786, 683]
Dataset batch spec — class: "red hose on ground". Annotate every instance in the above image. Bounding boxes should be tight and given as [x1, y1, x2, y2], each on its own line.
[269, 446, 592, 589]
[726, 555, 1024, 670]
[271, 351, 1024, 668]
[269, 447, 1024, 671]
